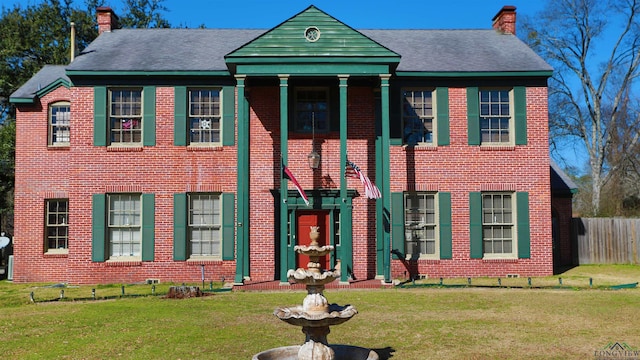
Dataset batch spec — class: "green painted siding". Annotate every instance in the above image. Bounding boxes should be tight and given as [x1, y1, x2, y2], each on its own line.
[226, 6, 399, 60]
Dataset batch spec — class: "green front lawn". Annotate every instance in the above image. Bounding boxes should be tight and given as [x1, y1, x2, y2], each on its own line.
[1, 265, 639, 359]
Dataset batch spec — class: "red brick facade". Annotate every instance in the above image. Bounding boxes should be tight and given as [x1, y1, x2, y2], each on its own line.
[11, 5, 567, 285]
[13, 81, 556, 284]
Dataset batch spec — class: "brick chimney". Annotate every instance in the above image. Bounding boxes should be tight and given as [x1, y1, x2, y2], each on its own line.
[97, 7, 119, 34]
[492, 5, 516, 35]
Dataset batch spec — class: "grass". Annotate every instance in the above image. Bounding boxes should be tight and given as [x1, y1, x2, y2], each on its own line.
[1, 265, 639, 359]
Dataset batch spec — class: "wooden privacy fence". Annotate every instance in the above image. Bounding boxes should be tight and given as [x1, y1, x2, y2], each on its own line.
[572, 218, 640, 264]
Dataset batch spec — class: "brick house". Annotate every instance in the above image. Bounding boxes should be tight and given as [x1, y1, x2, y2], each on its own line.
[10, 5, 571, 285]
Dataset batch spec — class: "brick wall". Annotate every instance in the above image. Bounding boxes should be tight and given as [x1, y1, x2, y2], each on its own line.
[13, 81, 554, 284]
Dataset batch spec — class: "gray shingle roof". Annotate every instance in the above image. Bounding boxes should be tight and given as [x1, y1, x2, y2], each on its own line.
[551, 160, 578, 196]
[67, 29, 263, 72]
[66, 28, 552, 73]
[362, 29, 552, 73]
[9, 65, 69, 101]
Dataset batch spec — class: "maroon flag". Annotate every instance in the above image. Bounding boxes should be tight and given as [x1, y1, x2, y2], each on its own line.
[345, 160, 382, 199]
[282, 162, 310, 206]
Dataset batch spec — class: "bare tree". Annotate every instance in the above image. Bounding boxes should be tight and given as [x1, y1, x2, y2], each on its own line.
[523, 0, 640, 215]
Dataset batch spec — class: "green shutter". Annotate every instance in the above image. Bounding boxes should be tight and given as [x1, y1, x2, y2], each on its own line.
[91, 194, 106, 262]
[436, 87, 450, 146]
[514, 86, 527, 145]
[173, 193, 187, 261]
[222, 193, 235, 260]
[143, 86, 156, 146]
[469, 192, 483, 259]
[516, 192, 531, 258]
[439, 192, 452, 259]
[141, 194, 155, 261]
[174, 86, 187, 146]
[467, 87, 480, 145]
[222, 86, 235, 146]
[94, 87, 107, 146]
[391, 192, 405, 259]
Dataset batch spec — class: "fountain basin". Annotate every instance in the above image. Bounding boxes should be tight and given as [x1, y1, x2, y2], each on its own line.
[293, 245, 334, 255]
[252, 345, 379, 360]
[274, 303, 357, 327]
[287, 269, 339, 285]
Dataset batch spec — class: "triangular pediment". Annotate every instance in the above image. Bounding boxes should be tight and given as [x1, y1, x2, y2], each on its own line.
[226, 5, 400, 63]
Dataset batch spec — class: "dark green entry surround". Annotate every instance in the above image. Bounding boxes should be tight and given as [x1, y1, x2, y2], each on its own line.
[227, 6, 400, 284]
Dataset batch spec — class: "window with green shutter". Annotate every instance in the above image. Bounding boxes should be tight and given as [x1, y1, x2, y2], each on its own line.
[393, 191, 451, 260]
[174, 86, 235, 146]
[468, 86, 527, 146]
[469, 191, 530, 259]
[92, 193, 155, 262]
[173, 192, 235, 261]
[94, 87, 156, 146]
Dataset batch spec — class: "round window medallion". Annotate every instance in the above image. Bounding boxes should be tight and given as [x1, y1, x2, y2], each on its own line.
[304, 26, 320, 42]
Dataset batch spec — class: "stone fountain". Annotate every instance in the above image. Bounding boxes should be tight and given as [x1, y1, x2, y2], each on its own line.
[253, 226, 378, 360]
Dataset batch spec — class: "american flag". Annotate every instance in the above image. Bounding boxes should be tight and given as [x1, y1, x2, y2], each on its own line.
[345, 160, 381, 199]
[282, 162, 310, 206]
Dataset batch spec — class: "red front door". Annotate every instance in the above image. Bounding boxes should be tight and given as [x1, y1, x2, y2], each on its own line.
[296, 210, 331, 270]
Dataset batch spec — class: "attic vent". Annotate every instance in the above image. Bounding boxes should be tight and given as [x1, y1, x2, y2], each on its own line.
[304, 26, 320, 42]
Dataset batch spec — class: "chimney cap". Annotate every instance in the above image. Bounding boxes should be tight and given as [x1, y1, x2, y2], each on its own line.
[492, 5, 516, 21]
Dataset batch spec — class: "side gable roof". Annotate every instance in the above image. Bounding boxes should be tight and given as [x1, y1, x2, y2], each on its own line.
[10, 65, 70, 104]
[66, 29, 263, 74]
[363, 30, 552, 74]
[63, 6, 551, 77]
[225, 6, 400, 62]
[551, 160, 578, 197]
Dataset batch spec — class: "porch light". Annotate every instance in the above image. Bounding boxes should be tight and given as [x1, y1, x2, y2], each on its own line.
[308, 150, 321, 169]
[308, 112, 320, 169]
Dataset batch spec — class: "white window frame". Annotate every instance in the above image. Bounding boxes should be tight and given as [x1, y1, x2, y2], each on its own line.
[482, 192, 518, 259]
[294, 86, 330, 133]
[402, 88, 436, 146]
[45, 199, 69, 254]
[109, 88, 143, 146]
[404, 192, 439, 260]
[188, 193, 222, 260]
[479, 89, 513, 145]
[107, 193, 142, 260]
[49, 101, 70, 146]
[188, 88, 222, 146]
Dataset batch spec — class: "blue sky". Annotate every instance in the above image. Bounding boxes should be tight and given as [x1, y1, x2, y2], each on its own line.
[161, 0, 547, 29]
[2, 0, 548, 29]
